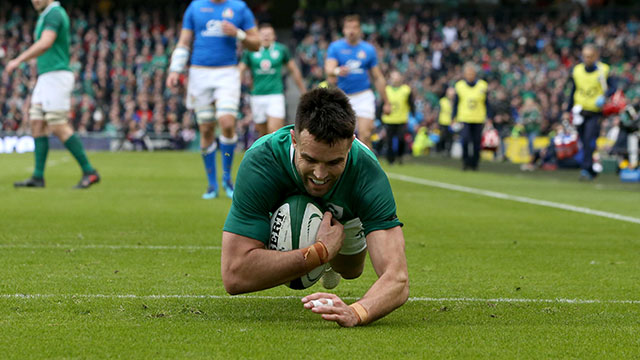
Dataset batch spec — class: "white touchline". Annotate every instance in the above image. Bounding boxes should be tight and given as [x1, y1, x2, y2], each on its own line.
[0, 244, 221, 250]
[1, 294, 639, 304]
[387, 173, 640, 225]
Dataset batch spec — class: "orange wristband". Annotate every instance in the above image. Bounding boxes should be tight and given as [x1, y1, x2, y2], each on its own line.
[349, 302, 369, 325]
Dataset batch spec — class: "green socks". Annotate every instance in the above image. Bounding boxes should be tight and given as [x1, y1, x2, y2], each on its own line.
[64, 134, 95, 174]
[32, 136, 49, 179]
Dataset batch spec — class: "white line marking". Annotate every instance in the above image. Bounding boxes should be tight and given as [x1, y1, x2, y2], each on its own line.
[23, 156, 70, 172]
[0, 294, 638, 304]
[0, 244, 221, 251]
[388, 173, 640, 225]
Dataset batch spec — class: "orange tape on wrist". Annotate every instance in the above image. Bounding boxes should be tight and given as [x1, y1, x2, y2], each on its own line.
[302, 242, 329, 271]
[349, 302, 369, 325]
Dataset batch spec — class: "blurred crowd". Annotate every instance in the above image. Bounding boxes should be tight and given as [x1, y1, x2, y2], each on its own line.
[1, 2, 640, 153]
[294, 3, 640, 147]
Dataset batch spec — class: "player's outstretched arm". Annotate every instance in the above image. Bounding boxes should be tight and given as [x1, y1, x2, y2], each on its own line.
[287, 59, 307, 94]
[371, 66, 391, 114]
[221, 212, 345, 294]
[4, 30, 57, 73]
[302, 226, 408, 327]
[166, 29, 193, 89]
[359, 226, 409, 320]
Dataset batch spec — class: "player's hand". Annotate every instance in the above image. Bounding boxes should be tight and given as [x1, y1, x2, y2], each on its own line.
[166, 72, 180, 89]
[336, 66, 349, 77]
[316, 212, 344, 260]
[301, 292, 359, 327]
[4, 59, 21, 74]
[383, 101, 392, 115]
[221, 20, 238, 37]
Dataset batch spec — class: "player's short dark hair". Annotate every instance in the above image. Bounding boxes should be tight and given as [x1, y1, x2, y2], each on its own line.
[343, 15, 360, 25]
[295, 88, 356, 145]
[258, 22, 273, 30]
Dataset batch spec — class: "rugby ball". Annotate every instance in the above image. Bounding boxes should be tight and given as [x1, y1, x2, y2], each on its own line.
[269, 194, 328, 289]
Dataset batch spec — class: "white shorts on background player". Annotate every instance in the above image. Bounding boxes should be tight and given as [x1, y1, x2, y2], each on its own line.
[250, 94, 285, 124]
[347, 89, 375, 120]
[32, 70, 74, 112]
[186, 66, 240, 118]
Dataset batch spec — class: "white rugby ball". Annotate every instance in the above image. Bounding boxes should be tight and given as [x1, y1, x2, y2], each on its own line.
[269, 194, 328, 289]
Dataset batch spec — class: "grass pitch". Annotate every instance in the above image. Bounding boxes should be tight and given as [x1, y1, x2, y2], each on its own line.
[1, 151, 639, 359]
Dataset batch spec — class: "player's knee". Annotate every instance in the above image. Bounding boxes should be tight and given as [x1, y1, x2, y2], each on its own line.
[195, 106, 216, 124]
[29, 104, 44, 121]
[339, 265, 364, 280]
[45, 111, 68, 125]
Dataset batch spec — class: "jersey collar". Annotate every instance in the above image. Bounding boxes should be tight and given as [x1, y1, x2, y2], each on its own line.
[41, 1, 61, 17]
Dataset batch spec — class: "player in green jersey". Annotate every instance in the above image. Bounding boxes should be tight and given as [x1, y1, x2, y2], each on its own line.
[222, 88, 409, 327]
[239, 23, 306, 137]
[6, 0, 99, 189]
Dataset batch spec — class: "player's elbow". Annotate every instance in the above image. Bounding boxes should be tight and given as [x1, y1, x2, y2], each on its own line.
[221, 265, 248, 295]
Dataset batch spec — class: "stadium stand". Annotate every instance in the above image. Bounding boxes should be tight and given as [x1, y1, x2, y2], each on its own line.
[1, 2, 639, 159]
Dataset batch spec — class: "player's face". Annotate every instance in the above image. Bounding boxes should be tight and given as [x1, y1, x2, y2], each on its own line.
[31, 0, 50, 12]
[259, 27, 275, 47]
[292, 129, 354, 198]
[390, 71, 403, 87]
[583, 48, 597, 67]
[464, 66, 476, 82]
[343, 20, 361, 44]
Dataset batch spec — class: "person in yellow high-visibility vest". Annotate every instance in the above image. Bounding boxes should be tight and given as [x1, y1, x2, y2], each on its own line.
[452, 62, 492, 170]
[381, 70, 415, 164]
[436, 87, 456, 155]
[563, 44, 616, 181]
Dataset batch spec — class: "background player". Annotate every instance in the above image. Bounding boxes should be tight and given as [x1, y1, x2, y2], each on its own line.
[564, 44, 616, 181]
[240, 23, 306, 137]
[7, 0, 99, 189]
[452, 62, 491, 171]
[325, 15, 391, 149]
[381, 70, 414, 165]
[166, 0, 259, 199]
[221, 88, 409, 327]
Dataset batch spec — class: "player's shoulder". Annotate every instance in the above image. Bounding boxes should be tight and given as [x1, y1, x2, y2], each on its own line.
[228, 0, 251, 11]
[598, 61, 610, 71]
[329, 38, 347, 48]
[359, 40, 376, 52]
[454, 79, 465, 88]
[478, 79, 488, 88]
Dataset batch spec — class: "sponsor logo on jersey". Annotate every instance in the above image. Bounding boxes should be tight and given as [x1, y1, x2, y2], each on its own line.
[201, 20, 224, 37]
[326, 203, 344, 219]
[222, 8, 234, 19]
[200, 7, 214, 12]
[253, 52, 261, 58]
[345, 59, 365, 74]
[270, 50, 280, 59]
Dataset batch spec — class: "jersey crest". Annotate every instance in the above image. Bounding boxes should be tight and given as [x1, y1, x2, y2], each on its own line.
[222, 8, 234, 18]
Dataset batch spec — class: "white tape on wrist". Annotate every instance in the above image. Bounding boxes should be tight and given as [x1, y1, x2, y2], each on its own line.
[333, 67, 341, 76]
[310, 299, 334, 307]
[236, 29, 246, 41]
[169, 47, 190, 73]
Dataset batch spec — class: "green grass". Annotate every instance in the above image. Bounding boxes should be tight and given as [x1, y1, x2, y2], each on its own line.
[1, 151, 639, 359]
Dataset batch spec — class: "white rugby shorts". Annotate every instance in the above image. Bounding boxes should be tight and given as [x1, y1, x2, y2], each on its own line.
[32, 70, 74, 112]
[250, 94, 286, 124]
[347, 89, 375, 120]
[187, 66, 240, 118]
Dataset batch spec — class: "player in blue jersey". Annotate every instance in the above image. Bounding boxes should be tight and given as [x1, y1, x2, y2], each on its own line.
[166, 0, 259, 199]
[325, 15, 390, 149]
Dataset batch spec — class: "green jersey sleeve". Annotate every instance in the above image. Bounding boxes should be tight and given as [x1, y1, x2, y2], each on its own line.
[356, 155, 403, 235]
[223, 142, 282, 244]
[43, 8, 63, 33]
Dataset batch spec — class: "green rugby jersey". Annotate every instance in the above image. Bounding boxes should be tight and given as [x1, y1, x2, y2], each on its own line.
[224, 125, 402, 245]
[241, 42, 290, 95]
[35, 1, 71, 75]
